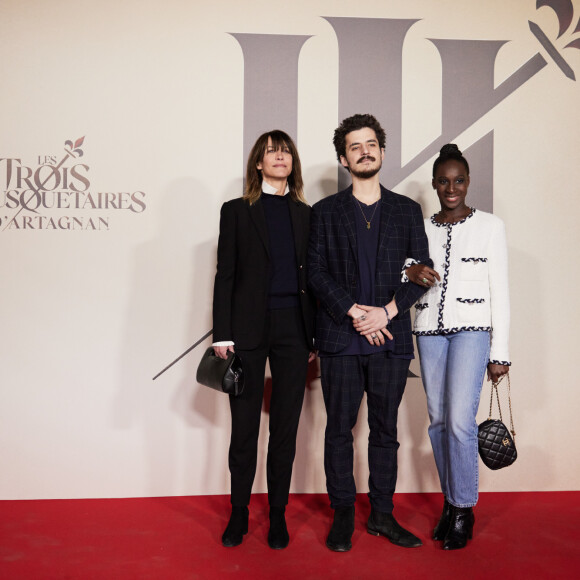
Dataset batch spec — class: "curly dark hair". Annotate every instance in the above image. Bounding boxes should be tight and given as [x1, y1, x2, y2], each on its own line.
[432, 144, 470, 177]
[332, 113, 386, 162]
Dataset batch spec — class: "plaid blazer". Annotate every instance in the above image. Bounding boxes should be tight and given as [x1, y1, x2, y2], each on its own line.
[307, 185, 432, 355]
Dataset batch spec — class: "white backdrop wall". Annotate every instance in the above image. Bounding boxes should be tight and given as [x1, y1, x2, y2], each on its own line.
[1, 0, 579, 499]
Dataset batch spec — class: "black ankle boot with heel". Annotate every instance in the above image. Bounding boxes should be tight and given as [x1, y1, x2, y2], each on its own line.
[433, 498, 452, 541]
[443, 506, 474, 550]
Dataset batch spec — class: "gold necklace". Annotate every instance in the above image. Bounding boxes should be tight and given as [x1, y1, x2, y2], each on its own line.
[353, 197, 380, 230]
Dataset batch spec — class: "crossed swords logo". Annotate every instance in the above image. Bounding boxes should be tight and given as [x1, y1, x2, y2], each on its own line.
[530, 0, 580, 80]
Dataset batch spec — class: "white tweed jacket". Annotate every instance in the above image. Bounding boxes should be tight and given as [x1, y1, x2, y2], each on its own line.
[409, 208, 511, 365]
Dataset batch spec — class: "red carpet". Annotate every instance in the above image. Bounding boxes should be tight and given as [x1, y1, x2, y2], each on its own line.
[1, 492, 578, 579]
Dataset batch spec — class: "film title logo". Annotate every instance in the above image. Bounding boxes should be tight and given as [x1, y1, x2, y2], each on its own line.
[0, 137, 146, 231]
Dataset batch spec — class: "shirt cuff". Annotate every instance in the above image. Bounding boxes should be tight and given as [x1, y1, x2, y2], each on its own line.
[212, 341, 234, 347]
[401, 258, 418, 283]
[489, 359, 511, 366]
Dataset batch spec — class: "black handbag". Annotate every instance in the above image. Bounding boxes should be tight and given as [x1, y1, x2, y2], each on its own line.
[478, 374, 517, 470]
[196, 347, 244, 396]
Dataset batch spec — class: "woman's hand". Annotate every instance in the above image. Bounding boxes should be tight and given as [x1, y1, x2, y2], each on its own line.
[487, 362, 509, 383]
[406, 264, 440, 288]
[214, 345, 234, 360]
[308, 351, 317, 363]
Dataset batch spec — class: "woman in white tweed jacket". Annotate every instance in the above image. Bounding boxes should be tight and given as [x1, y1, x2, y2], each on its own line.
[405, 144, 511, 551]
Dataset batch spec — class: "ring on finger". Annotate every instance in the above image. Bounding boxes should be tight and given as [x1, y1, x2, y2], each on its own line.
[422, 278, 428, 284]
[371, 334, 377, 339]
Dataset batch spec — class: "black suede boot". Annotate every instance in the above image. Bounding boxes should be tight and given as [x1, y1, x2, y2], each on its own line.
[221, 506, 249, 547]
[326, 506, 355, 552]
[443, 506, 474, 550]
[433, 498, 452, 540]
[268, 506, 289, 550]
[367, 510, 422, 548]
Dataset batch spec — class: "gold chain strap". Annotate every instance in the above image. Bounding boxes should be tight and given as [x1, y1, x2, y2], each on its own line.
[487, 373, 516, 441]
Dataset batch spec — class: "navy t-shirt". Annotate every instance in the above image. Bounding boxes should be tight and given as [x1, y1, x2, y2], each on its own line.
[321, 197, 394, 357]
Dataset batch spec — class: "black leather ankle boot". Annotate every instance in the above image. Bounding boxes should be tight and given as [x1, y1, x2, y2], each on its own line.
[268, 506, 289, 550]
[433, 498, 452, 540]
[443, 506, 474, 550]
[222, 506, 249, 547]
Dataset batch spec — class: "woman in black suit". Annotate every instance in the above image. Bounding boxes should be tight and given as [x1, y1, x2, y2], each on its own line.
[212, 130, 315, 549]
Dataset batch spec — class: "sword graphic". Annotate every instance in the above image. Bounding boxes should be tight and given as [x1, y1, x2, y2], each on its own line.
[152, 329, 213, 380]
[529, 20, 576, 80]
[529, 0, 580, 81]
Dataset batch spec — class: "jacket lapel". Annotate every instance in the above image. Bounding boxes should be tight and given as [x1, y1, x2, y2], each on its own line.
[337, 186, 358, 259]
[249, 198, 270, 257]
[377, 185, 395, 262]
[288, 198, 305, 258]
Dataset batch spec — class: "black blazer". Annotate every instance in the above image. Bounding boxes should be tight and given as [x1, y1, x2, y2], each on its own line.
[308, 185, 432, 355]
[213, 195, 315, 350]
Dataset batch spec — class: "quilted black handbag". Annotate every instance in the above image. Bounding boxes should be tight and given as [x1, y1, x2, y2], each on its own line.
[196, 347, 245, 396]
[478, 374, 517, 470]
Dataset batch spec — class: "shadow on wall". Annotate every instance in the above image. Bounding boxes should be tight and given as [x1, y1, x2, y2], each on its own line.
[172, 179, 244, 494]
[478, 244, 547, 490]
[303, 164, 340, 205]
[110, 177, 239, 496]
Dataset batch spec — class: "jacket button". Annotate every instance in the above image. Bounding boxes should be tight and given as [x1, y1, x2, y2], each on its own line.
[300, 289, 305, 294]
[299, 264, 303, 270]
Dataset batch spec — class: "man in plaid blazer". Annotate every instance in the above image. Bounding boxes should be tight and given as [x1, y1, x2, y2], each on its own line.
[308, 114, 432, 552]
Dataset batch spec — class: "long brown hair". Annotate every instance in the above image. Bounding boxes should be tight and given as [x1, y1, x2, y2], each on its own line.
[243, 130, 307, 205]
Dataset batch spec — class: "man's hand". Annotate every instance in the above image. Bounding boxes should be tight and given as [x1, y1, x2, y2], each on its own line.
[352, 305, 387, 333]
[352, 305, 394, 342]
[363, 328, 390, 345]
[347, 303, 366, 319]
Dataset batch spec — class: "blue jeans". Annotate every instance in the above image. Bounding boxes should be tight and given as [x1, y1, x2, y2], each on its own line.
[417, 331, 490, 507]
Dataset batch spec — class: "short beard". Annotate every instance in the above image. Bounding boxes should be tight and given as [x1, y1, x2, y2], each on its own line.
[350, 164, 381, 179]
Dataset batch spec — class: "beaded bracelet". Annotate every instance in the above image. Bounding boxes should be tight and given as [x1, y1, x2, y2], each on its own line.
[383, 306, 391, 325]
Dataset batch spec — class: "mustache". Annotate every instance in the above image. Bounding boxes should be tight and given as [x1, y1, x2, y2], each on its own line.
[357, 155, 375, 164]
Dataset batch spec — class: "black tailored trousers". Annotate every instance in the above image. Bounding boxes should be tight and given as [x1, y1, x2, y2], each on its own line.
[320, 353, 410, 513]
[228, 307, 310, 508]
